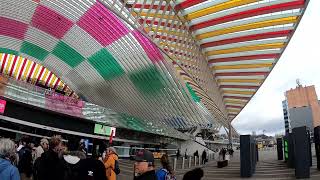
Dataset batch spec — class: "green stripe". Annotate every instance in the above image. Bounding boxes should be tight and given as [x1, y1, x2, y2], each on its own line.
[52, 41, 84, 67]
[88, 49, 124, 80]
[0, 48, 19, 55]
[20, 41, 49, 61]
[129, 66, 165, 95]
[186, 82, 200, 102]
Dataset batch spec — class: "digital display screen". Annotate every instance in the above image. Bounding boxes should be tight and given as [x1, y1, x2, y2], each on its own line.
[94, 124, 116, 136]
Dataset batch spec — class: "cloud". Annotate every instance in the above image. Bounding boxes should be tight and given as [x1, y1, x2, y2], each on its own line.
[232, 0, 320, 136]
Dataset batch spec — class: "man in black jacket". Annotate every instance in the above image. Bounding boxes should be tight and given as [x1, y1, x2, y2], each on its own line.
[34, 135, 65, 180]
[133, 149, 157, 180]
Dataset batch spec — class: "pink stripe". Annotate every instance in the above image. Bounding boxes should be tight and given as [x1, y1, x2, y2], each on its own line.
[132, 30, 163, 64]
[77, 2, 129, 46]
[31, 5, 73, 39]
[0, 17, 28, 39]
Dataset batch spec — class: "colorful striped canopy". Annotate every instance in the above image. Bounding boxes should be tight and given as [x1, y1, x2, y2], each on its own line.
[0, 0, 308, 134]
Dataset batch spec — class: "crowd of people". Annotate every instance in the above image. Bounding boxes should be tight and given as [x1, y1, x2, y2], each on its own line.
[0, 136, 205, 180]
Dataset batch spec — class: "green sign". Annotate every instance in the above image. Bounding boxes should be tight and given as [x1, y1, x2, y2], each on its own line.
[94, 124, 116, 136]
[284, 140, 288, 160]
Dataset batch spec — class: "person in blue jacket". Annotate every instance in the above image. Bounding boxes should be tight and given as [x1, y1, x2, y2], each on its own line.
[156, 154, 176, 180]
[0, 138, 20, 180]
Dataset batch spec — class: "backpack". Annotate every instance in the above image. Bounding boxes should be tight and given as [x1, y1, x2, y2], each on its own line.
[162, 168, 176, 180]
[113, 160, 120, 175]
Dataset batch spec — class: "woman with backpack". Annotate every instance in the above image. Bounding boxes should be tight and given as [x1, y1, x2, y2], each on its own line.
[104, 147, 119, 180]
[156, 154, 176, 180]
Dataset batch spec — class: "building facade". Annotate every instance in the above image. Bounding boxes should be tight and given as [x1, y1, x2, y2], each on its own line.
[282, 100, 290, 135]
[283, 85, 320, 135]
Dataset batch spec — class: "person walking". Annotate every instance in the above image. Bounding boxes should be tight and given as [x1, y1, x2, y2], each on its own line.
[156, 154, 176, 180]
[34, 139, 49, 161]
[18, 139, 33, 180]
[0, 138, 20, 180]
[133, 149, 157, 180]
[201, 150, 207, 164]
[34, 135, 65, 180]
[104, 147, 119, 180]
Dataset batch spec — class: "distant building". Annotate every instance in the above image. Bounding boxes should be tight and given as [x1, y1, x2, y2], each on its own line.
[283, 84, 320, 136]
[282, 100, 290, 135]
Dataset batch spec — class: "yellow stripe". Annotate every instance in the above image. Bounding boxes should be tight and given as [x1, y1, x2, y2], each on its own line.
[223, 90, 254, 95]
[0, 53, 3, 65]
[50, 76, 58, 88]
[228, 109, 241, 112]
[213, 63, 272, 70]
[4, 54, 14, 74]
[31, 64, 41, 83]
[207, 43, 284, 56]
[186, 0, 259, 20]
[197, 16, 298, 40]
[224, 100, 247, 104]
[22, 61, 32, 81]
[41, 69, 49, 85]
[57, 81, 64, 90]
[218, 79, 262, 83]
[13, 56, 23, 79]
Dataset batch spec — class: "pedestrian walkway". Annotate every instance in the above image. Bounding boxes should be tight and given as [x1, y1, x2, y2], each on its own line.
[118, 149, 320, 180]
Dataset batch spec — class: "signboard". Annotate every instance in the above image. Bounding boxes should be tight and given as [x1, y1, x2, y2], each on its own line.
[94, 124, 116, 137]
[284, 140, 289, 160]
[0, 99, 6, 114]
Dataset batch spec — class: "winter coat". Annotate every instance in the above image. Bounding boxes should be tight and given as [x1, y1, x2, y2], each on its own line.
[104, 153, 118, 180]
[63, 155, 107, 180]
[0, 158, 20, 180]
[34, 150, 65, 180]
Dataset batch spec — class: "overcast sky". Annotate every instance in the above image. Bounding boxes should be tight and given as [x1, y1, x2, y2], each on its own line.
[231, 0, 320, 136]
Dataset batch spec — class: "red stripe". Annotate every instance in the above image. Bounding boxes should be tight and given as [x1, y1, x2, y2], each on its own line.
[27, 63, 36, 82]
[53, 78, 60, 89]
[191, 0, 305, 30]
[0, 54, 8, 73]
[36, 66, 45, 84]
[9, 55, 18, 76]
[209, 54, 280, 63]
[215, 72, 269, 76]
[220, 85, 258, 89]
[202, 30, 292, 48]
[133, 4, 172, 11]
[18, 58, 27, 80]
[45, 72, 53, 87]
[175, 0, 206, 11]
[223, 96, 250, 100]
[226, 105, 243, 109]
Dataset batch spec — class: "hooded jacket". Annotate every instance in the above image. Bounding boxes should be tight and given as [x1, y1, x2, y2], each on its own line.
[0, 158, 20, 180]
[104, 153, 118, 180]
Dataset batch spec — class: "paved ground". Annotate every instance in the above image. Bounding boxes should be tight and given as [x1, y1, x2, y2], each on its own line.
[118, 149, 320, 180]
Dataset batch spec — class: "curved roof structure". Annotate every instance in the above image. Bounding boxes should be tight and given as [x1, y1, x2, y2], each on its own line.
[0, 53, 75, 96]
[0, 0, 308, 134]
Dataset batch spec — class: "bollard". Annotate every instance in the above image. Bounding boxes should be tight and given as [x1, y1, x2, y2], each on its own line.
[199, 156, 201, 165]
[173, 158, 177, 171]
[194, 156, 197, 166]
[182, 157, 185, 169]
[188, 157, 191, 168]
